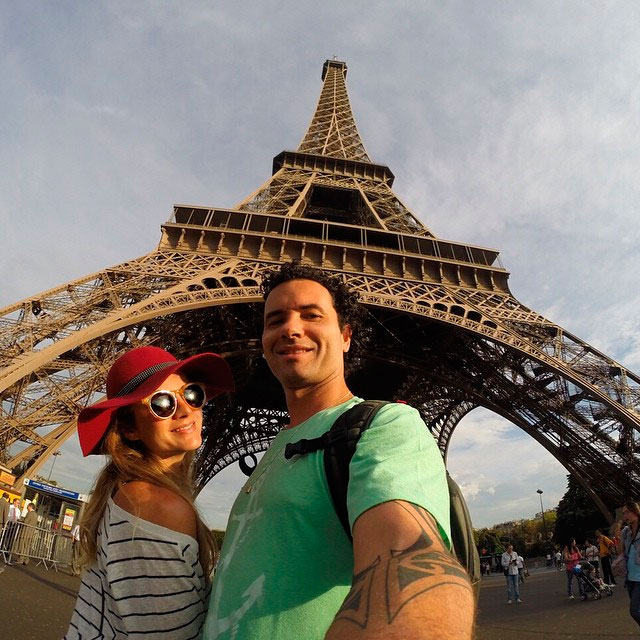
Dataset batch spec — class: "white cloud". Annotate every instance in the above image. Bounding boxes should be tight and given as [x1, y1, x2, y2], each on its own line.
[447, 409, 568, 528]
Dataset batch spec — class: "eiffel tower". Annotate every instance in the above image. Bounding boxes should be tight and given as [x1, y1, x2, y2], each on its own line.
[1, 59, 638, 521]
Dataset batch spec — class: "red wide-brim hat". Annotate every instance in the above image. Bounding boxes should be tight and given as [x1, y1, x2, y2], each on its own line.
[77, 346, 234, 457]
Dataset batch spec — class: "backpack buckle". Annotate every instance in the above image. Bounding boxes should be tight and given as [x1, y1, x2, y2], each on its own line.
[284, 439, 308, 459]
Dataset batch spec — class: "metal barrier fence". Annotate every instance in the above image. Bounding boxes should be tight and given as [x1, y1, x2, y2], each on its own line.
[0, 521, 76, 572]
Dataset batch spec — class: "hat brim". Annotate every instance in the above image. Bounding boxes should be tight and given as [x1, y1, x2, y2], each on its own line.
[78, 352, 234, 457]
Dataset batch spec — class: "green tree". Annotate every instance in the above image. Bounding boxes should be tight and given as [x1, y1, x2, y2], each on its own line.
[553, 475, 611, 546]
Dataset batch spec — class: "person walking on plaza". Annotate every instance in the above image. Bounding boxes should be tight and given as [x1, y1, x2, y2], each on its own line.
[502, 544, 522, 603]
[585, 538, 600, 577]
[0, 492, 9, 529]
[596, 528, 617, 586]
[564, 539, 584, 599]
[555, 549, 562, 569]
[4, 498, 21, 563]
[517, 553, 525, 583]
[205, 262, 475, 640]
[65, 346, 234, 640]
[70, 522, 81, 575]
[621, 499, 640, 627]
[16, 503, 38, 565]
[0, 492, 10, 559]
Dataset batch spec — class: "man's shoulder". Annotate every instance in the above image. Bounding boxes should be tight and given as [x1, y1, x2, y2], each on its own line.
[363, 400, 421, 425]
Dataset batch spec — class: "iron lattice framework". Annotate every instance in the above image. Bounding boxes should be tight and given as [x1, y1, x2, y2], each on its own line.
[1, 59, 638, 520]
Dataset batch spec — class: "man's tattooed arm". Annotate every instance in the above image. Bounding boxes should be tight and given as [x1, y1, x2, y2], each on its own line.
[325, 501, 475, 640]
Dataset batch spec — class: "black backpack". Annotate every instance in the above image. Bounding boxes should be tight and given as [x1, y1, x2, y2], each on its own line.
[284, 400, 481, 595]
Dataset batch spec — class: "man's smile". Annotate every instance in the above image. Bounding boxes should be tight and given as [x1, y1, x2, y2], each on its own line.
[276, 346, 313, 355]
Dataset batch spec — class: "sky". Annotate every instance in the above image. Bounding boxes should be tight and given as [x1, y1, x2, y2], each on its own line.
[2, 1, 640, 530]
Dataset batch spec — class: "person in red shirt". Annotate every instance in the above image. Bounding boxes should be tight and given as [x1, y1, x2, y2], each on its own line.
[563, 539, 584, 599]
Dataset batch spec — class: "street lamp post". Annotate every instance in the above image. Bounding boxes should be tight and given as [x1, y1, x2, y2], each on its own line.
[537, 489, 548, 541]
[48, 451, 62, 481]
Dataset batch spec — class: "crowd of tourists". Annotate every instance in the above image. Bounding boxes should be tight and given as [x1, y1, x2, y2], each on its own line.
[558, 512, 640, 622]
[496, 508, 640, 628]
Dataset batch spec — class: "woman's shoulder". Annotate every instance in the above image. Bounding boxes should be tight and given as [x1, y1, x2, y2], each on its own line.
[113, 481, 197, 539]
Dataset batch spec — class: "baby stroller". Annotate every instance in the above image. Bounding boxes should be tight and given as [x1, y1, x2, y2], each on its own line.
[574, 561, 613, 600]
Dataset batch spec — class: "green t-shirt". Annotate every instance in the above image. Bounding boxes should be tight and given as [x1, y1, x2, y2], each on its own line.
[204, 398, 451, 640]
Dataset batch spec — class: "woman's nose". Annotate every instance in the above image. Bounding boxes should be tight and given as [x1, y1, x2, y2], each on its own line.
[175, 393, 194, 416]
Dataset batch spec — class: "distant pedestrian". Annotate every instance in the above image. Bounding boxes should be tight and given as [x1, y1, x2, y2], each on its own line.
[563, 539, 584, 599]
[70, 523, 81, 575]
[4, 498, 21, 562]
[0, 492, 9, 527]
[8, 498, 20, 522]
[546, 553, 551, 567]
[16, 503, 38, 565]
[502, 544, 522, 604]
[611, 520, 624, 553]
[585, 538, 600, 577]
[555, 550, 562, 570]
[596, 528, 617, 586]
[621, 499, 640, 628]
[517, 554, 525, 583]
[0, 492, 10, 558]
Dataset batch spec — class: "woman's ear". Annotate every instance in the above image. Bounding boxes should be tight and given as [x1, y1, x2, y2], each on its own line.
[121, 425, 140, 442]
[117, 408, 140, 441]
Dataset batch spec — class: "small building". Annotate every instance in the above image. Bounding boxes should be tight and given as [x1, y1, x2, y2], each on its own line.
[22, 477, 88, 531]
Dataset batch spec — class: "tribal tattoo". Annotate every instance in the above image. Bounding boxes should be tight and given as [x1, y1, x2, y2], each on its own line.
[333, 501, 471, 629]
[334, 556, 380, 628]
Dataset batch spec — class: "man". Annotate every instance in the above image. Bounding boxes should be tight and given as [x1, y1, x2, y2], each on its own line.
[4, 498, 21, 563]
[596, 529, 617, 586]
[0, 492, 9, 530]
[16, 503, 38, 565]
[501, 544, 522, 604]
[71, 522, 81, 575]
[8, 498, 20, 522]
[205, 262, 474, 639]
[517, 553, 525, 583]
[555, 549, 562, 570]
[0, 492, 10, 556]
[585, 538, 600, 577]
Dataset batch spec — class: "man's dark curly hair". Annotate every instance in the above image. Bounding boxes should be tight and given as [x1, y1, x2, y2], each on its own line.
[260, 261, 367, 356]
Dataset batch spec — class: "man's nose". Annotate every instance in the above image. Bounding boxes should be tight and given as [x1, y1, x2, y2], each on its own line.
[280, 314, 302, 338]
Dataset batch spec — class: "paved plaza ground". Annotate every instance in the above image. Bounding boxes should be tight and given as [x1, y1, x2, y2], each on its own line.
[2, 562, 638, 639]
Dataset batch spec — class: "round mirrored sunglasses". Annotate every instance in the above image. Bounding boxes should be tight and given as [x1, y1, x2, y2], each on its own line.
[141, 382, 207, 420]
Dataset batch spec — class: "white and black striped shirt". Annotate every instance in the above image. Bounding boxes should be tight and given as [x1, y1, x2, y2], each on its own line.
[65, 498, 209, 639]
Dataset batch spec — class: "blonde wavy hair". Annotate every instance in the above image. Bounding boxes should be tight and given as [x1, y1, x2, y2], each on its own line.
[77, 409, 217, 581]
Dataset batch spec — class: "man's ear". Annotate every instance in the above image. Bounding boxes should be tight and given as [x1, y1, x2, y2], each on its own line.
[342, 324, 352, 353]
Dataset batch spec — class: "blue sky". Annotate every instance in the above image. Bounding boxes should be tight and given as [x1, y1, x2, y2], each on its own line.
[2, 2, 639, 529]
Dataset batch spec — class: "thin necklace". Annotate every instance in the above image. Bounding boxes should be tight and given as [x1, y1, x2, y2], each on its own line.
[243, 391, 355, 494]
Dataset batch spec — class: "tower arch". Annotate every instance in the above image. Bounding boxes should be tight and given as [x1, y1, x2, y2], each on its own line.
[1, 60, 637, 521]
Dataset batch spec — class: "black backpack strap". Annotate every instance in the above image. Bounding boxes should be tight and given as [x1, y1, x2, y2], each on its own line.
[284, 400, 390, 541]
[324, 400, 389, 541]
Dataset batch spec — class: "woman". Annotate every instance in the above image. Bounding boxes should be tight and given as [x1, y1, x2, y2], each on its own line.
[563, 538, 583, 599]
[65, 346, 234, 639]
[621, 499, 640, 627]
[611, 520, 624, 554]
